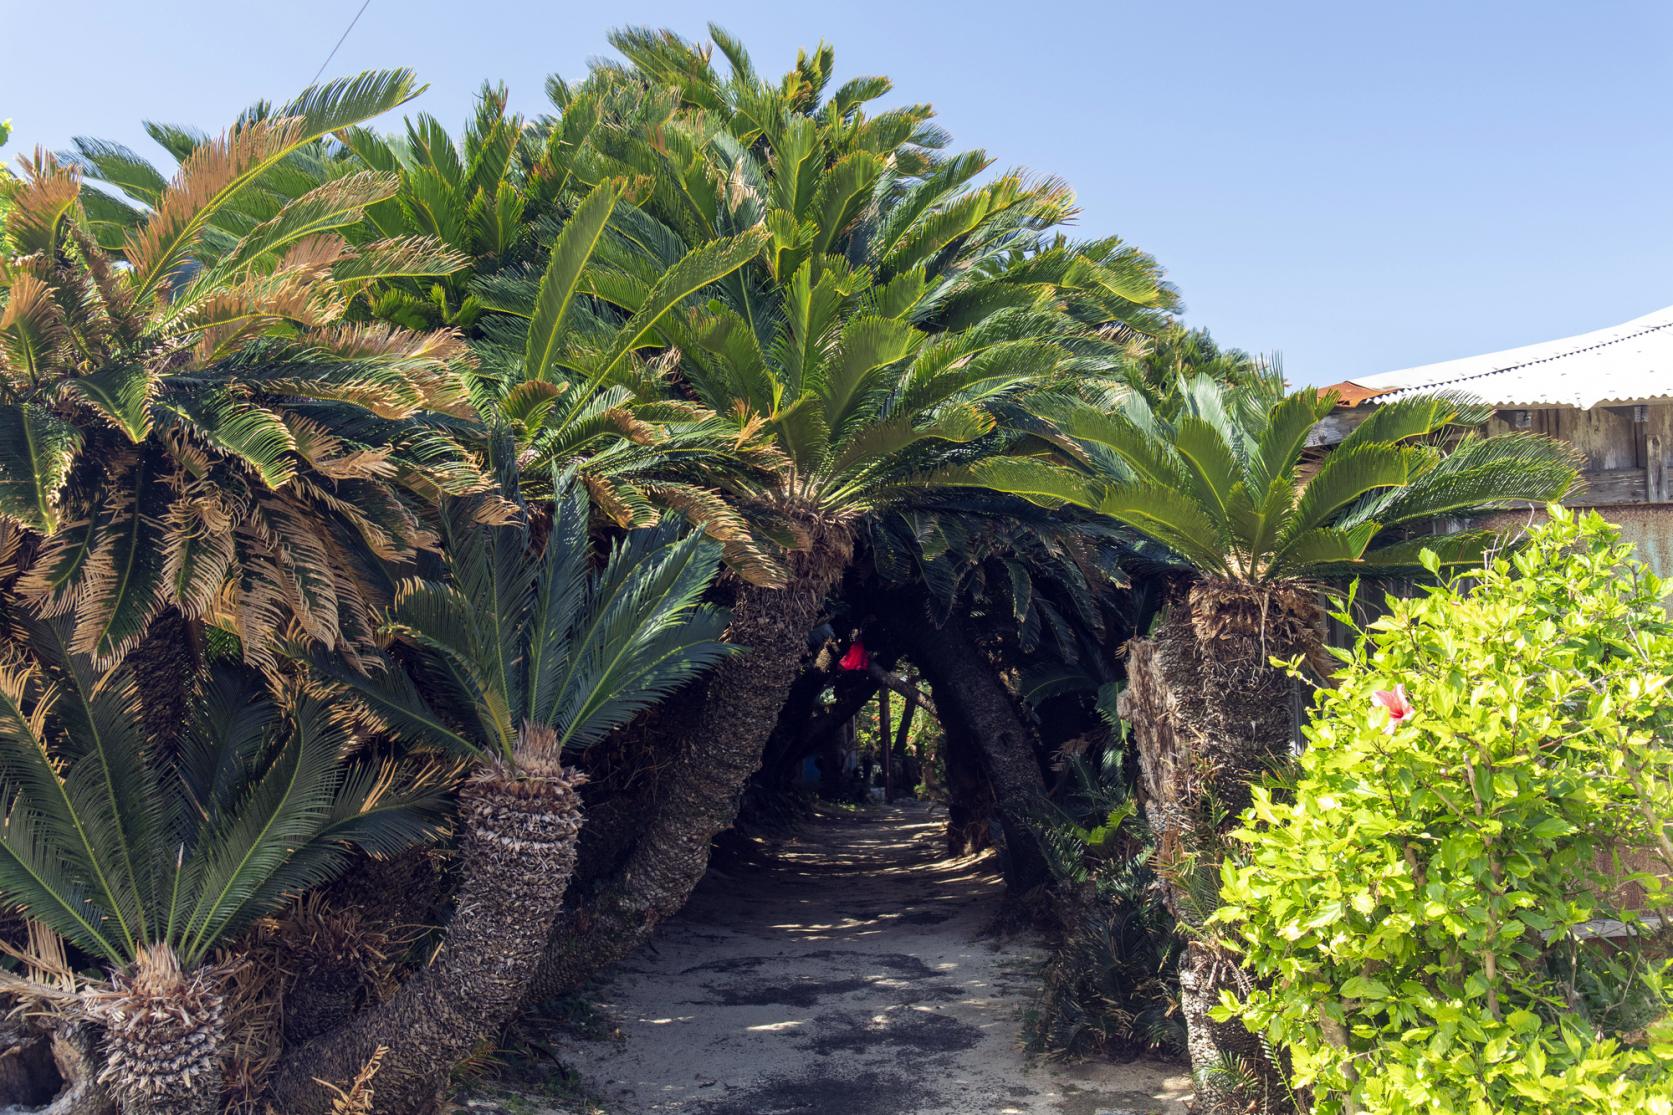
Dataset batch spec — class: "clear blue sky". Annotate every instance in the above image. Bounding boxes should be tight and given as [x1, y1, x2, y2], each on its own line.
[5, 0, 1671, 385]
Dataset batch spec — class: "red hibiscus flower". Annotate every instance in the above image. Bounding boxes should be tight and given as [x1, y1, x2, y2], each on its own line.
[1371, 683, 1414, 734]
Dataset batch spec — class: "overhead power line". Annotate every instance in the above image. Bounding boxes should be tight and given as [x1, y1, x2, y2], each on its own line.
[311, 0, 373, 86]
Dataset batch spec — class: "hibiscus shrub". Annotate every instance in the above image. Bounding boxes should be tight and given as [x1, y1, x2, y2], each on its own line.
[1213, 508, 1673, 1114]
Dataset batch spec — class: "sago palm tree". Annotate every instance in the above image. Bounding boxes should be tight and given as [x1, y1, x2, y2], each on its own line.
[268, 465, 731, 1115]
[0, 71, 481, 677]
[464, 176, 783, 578]
[0, 617, 448, 1115]
[979, 371, 1578, 1112]
[518, 34, 1176, 997]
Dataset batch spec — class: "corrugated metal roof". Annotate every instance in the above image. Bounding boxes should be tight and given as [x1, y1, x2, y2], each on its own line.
[1344, 304, 1673, 409]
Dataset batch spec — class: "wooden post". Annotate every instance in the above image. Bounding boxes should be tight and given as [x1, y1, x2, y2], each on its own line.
[1648, 434, 1667, 503]
[893, 687, 918, 798]
[879, 689, 894, 803]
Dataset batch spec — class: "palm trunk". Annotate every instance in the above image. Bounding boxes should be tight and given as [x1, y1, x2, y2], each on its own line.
[0, 1015, 70, 1111]
[268, 748, 583, 1115]
[44, 1022, 115, 1115]
[525, 539, 847, 1001]
[1120, 599, 1301, 1115]
[885, 601, 1052, 896]
[941, 721, 995, 853]
[86, 945, 223, 1115]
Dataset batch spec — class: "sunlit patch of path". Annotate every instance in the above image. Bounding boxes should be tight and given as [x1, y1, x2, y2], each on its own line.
[531, 802, 1190, 1114]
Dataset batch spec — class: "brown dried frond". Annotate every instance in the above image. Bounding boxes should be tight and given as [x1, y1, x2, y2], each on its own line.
[215, 934, 286, 1115]
[162, 489, 238, 620]
[0, 521, 23, 588]
[185, 271, 326, 364]
[641, 480, 786, 588]
[0, 920, 81, 1007]
[1191, 582, 1318, 652]
[67, 478, 166, 666]
[606, 404, 655, 444]
[67, 225, 140, 344]
[581, 472, 650, 529]
[263, 323, 475, 420]
[257, 497, 344, 646]
[335, 234, 469, 285]
[318, 1044, 388, 1115]
[276, 233, 352, 278]
[6, 150, 81, 256]
[511, 722, 563, 770]
[228, 549, 295, 673]
[124, 118, 305, 295]
[468, 493, 524, 528]
[283, 416, 397, 482]
[1187, 577, 1324, 677]
[0, 271, 68, 378]
[13, 519, 92, 618]
[291, 474, 422, 561]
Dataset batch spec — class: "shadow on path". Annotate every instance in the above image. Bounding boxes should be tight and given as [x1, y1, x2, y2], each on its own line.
[532, 802, 1190, 1115]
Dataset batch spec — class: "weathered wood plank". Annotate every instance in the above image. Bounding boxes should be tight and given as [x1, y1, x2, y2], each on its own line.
[1576, 466, 1648, 505]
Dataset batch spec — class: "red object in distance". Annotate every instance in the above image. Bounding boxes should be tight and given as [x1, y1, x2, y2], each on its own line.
[839, 640, 870, 671]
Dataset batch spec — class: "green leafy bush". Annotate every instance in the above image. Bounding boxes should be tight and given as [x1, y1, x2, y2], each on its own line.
[1214, 508, 1673, 1114]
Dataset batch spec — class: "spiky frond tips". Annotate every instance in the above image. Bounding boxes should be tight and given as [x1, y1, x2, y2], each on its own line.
[1052, 374, 1577, 583]
[0, 620, 444, 970]
[323, 471, 732, 767]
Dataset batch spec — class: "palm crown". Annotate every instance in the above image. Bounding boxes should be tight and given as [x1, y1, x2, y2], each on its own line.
[0, 618, 448, 972]
[991, 372, 1579, 582]
[518, 40, 1175, 555]
[0, 72, 487, 669]
[313, 466, 733, 768]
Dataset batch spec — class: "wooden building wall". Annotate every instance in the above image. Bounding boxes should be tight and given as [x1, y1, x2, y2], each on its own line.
[1483, 402, 1673, 505]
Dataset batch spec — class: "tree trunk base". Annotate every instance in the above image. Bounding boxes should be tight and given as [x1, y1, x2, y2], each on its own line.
[44, 1022, 115, 1115]
[86, 947, 224, 1115]
[270, 761, 583, 1115]
[1122, 620, 1296, 1114]
[1179, 940, 1281, 1115]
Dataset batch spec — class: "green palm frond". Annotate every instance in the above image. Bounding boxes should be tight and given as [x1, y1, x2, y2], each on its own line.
[0, 620, 443, 972]
[322, 468, 732, 767]
[1044, 372, 1576, 583]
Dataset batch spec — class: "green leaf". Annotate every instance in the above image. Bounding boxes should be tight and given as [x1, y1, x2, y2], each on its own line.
[524, 180, 622, 379]
[949, 457, 1098, 509]
[68, 362, 154, 442]
[583, 228, 769, 387]
[0, 404, 81, 532]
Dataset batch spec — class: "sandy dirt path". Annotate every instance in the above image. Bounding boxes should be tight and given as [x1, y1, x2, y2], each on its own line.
[527, 802, 1190, 1115]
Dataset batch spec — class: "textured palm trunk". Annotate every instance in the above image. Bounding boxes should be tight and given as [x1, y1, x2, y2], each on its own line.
[941, 724, 996, 854]
[278, 853, 443, 1046]
[1120, 596, 1302, 1115]
[42, 1022, 115, 1115]
[0, 1016, 81, 1112]
[885, 602, 1052, 896]
[268, 742, 583, 1115]
[525, 537, 847, 1001]
[85, 945, 224, 1115]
